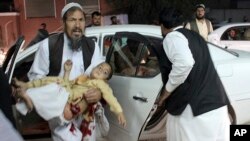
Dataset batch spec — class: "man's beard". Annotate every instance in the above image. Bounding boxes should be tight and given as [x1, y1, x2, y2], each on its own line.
[66, 28, 83, 50]
[70, 37, 82, 51]
[196, 15, 205, 20]
[94, 22, 101, 26]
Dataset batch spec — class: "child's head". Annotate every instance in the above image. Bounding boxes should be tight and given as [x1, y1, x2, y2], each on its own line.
[90, 62, 113, 80]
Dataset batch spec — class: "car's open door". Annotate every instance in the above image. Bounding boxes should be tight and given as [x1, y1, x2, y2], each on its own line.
[5, 36, 51, 138]
[5, 36, 25, 82]
[105, 32, 163, 141]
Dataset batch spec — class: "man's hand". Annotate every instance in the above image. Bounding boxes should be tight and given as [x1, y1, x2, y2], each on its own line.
[85, 88, 101, 104]
[156, 88, 170, 107]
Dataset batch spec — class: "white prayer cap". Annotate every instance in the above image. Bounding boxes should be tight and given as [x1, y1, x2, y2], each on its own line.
[195, 4, 205, 9]
[61, 2, 83, 18]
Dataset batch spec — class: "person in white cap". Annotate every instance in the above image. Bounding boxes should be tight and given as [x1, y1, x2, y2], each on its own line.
[185, 4, 213, 41]
[21, 2, 106, 141]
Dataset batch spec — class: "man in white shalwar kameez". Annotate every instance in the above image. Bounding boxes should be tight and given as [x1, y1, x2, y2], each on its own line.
[16, 3, 108, 141]
[156, 8, 230, 141]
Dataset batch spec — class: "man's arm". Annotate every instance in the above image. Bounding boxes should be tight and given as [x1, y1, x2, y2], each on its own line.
[162, 31, 194, 96]
[27, 39, 50, 80]
[209, 21, 213, 33]
[184, 22, 191, 30]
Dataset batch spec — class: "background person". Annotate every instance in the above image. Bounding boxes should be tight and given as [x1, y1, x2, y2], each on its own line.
[26, 23, 49, 48]
[185, 4, 213, 41]
[110, 16, 120, 25]
[87, 11, 102, 27]
[227, 29, 239, 40]
[157, 7, 230, 141]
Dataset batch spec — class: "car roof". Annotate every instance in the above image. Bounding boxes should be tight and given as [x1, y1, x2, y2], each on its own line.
[211, 22, 250, 34]
[85, 24, 162, 37]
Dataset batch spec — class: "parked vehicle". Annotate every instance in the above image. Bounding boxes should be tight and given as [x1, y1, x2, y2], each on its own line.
[208, 23, 250, 52]
[6, 25, 250, 141]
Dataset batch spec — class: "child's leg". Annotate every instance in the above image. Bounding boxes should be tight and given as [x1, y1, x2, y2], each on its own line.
[63, 100, 88, 121]
[16, 87, 33, 112]
[63, 103, 74, 120]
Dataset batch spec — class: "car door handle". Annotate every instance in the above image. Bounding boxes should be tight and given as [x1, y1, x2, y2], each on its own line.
[133, 96, 148, 103]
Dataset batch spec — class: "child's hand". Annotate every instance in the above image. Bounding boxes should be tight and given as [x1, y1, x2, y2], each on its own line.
[117, 112, 126, 127]
[64, 59, 73, 72]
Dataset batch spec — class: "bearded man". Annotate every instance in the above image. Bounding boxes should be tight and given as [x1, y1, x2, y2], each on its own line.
[185, 4, 213, 41]
[26, 2, 104, 141]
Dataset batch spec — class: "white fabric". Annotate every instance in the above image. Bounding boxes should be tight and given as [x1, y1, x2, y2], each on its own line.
[166, 105, 230, 141]
[15, 101, 29, 115]
[0, 110, 24, 141]
[61, 2, 83, 18]
[28, 33, 104, 81]
[95, 103, 110, 138]
[16, 83, 69, 120]
[52, 122, 83, 141]
[82, 119, 97, 141]
[185, 19, 213, 41]
[162, 26, 195, 93]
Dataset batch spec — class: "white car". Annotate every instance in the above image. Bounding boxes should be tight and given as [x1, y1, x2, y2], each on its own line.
[5, 25, 250, 141]
[208, 23, 250, 52]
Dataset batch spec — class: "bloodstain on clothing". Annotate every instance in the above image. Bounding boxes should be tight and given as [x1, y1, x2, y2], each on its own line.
[80, 104, 97, 139]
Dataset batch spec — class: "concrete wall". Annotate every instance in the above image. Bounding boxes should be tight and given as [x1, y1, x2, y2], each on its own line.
[208, 9, 250, 23]
[13, 0, 65, 48]
[0, 12, 20, 52]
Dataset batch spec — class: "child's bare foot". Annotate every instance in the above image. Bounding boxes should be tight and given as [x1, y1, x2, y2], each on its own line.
[16, 87, 33, 112]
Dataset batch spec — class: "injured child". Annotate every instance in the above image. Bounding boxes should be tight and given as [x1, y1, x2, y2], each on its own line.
[13, 60, 126, 127]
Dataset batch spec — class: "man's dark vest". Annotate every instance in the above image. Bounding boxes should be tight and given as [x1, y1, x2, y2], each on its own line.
[47, 33, 95, 76]
[158, 28, 229, 116]
[190, 19, 211, 34]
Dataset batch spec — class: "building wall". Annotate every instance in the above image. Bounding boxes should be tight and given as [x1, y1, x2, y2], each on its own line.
[0, 12, 20, 52]
[208, 9, 250, 23]
[13, 0, 65, 48]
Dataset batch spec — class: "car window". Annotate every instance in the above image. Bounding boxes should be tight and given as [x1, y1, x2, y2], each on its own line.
[107, 34, 160, 78]
[221, 26, 250, 41]
[103, 35, 113, 56]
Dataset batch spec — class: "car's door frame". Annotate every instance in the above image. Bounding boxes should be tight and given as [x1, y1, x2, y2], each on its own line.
[105, 32, 163, 141]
